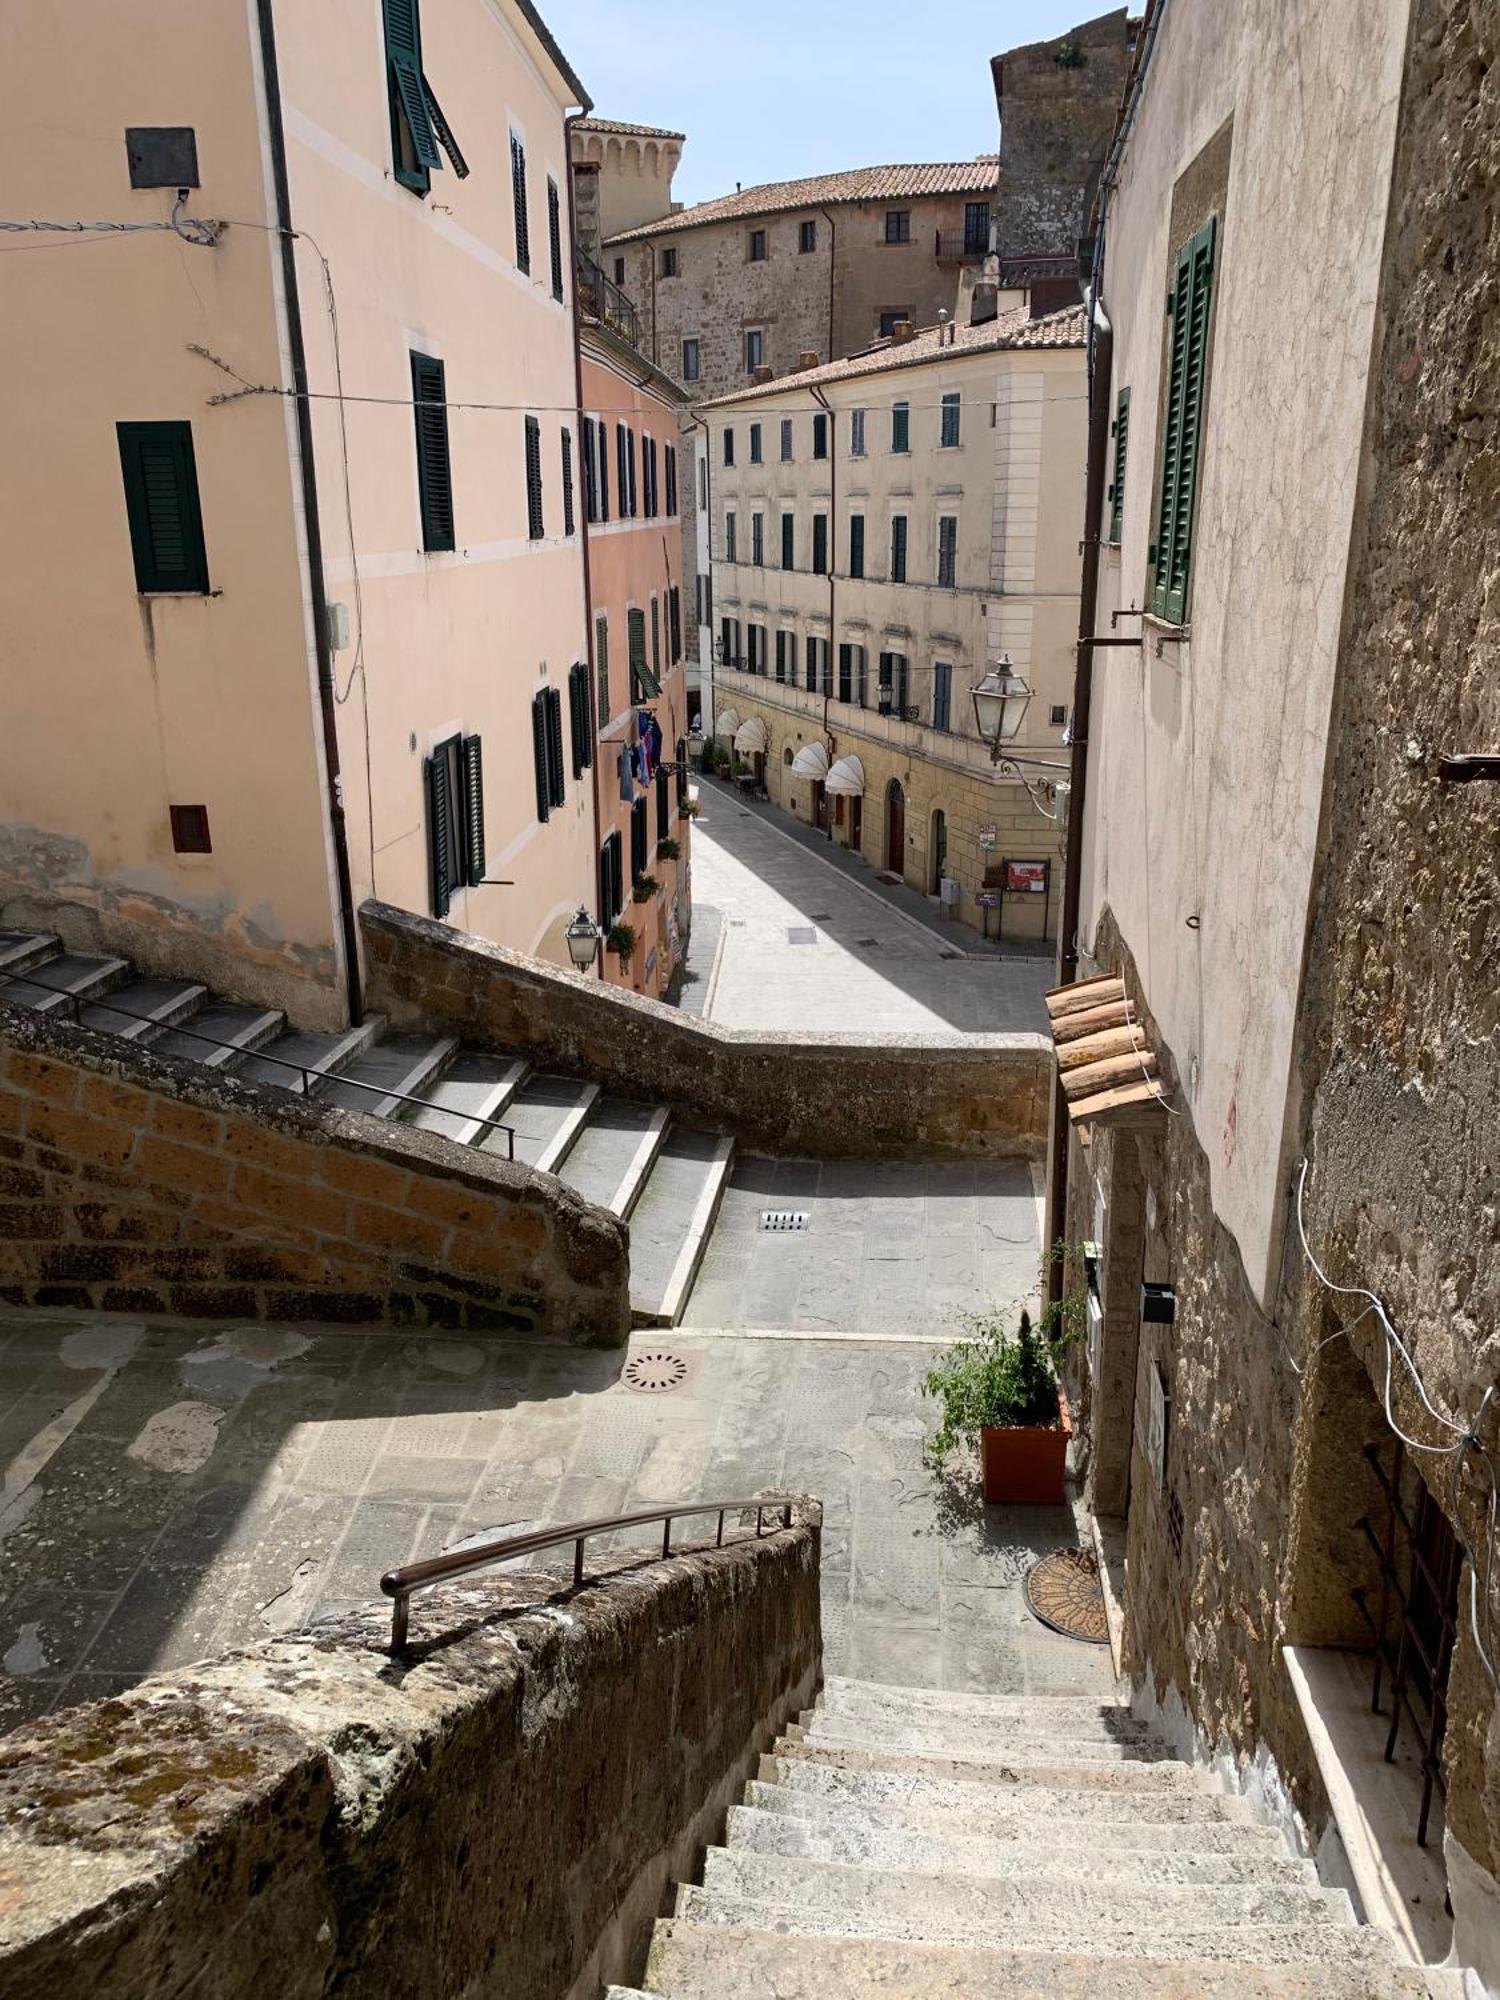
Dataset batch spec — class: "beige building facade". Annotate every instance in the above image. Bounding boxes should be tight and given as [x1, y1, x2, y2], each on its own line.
[0, 0, 594, 1028]
[705, 308, 1086, 942]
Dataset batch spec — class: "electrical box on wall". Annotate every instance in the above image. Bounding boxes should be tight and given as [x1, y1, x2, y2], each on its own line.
[1142, 1281, 1177, 1324]
[126, 127, 199, 189]
[325, 601, 351, 652]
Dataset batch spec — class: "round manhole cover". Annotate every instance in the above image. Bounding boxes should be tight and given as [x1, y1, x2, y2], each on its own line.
[622, 1350, 690, 1394]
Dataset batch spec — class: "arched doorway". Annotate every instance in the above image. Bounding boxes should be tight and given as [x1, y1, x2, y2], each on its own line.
[885, 780, 905, 873]
[929, 809, 948, 894]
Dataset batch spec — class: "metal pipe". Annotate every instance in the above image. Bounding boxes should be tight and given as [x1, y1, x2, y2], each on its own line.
[811, 383, 837, 833]
[565, 119, 607, 982]
[253, 0, 363, 1030]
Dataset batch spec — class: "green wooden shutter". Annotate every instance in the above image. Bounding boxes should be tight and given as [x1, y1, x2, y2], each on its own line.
[849, 513, 864, 579]
[568, 660, 592, 778]
[651, 597, 661, 674]
[383, 0, 439, 185]
[524, 415, 544, 539]
[531, 693, 550, 823]
[669, 586, 681, 663]
[561, 426, 575, 536]
[1108, 386, 1130, 544]
[548, 177, 564, 300]
[628, 606, 659, 698]
[1153, 218, 1215, 621]
[460, 733, 485, 885]
[610, 832, 624, 923]
[511, 133, 530, 271]
[425, 747, 453, 915]
[116, 422, 209, 593]
[656, 767, 669, 842]
[891, 514, 907, 582]
[812, 514, 827, 574]
[545, 686, 565, 807]
[410, 352, 454, 551]
[596, 615, 610, 727]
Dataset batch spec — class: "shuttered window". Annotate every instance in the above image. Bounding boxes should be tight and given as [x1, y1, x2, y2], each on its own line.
[382, 0, 466, 194]
[812, 513, 828, 575]
[595, 614, 611, 727]
[531, 688, 564, 821]
[424, 733, 459, 917]
[749, 422, 762, 464]
[630, 796, 648, 882]
[524, 415, 544, 539]
[567, 659, 593, 777]
[1152, 218, 1216, 622]
[849, 408, 866, 457]
[940, 392, 961, 448]
[628, 606, 660, 699]
[650, 595, 661, 675]
[545, 686, 565, 806]
[664, 443, 677, 516]
[561, 426, 575, 536]
[838, 643, 853, 704]
[600, 831, 624, 928]
[510, 131, 530, 272]
[812, 412, 828, 460]
[781, 511, 794, 569]
[117, 421, 209, 593]
[1108, 386, 1131, 545]
[937, 514, 957, 588]
[722, 426, 734, 467]
[805, 635, 817, 693]
[597, 417, 610, 522]
[582, 416, 597, 521]
[780, 418, 793, 462]
[547, 177, 564, 300]
[668, 585, 681, 663]
[675, 738, 689, 812]
[656, 765, 670, 842]
[848, 512, 864, 580]
[775, 629, 788, 682]
[460, 734, 485, 883]
[890, 513, 907, 583]
[751, 512, 764, 566]
[891, 401, 910, 453]
[725, 510, 737, 563]
[643, 435, 658, 518]
[932, 662, 952, 732]
[410, 351, 454, 552]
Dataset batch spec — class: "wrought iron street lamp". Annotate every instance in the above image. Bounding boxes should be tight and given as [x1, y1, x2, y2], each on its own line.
[969, 656, 1074, 821]
[564, 906, 601, 972]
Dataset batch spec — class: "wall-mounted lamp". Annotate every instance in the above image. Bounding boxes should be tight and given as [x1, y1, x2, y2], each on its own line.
[564, 906, 602, 972]
[970, 656, 1074, 820]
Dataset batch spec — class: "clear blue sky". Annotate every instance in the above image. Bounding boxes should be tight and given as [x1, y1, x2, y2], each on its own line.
[543, 0, 1097, 207]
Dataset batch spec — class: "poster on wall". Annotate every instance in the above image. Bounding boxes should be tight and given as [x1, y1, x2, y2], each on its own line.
[1004, 858, 1050, 894]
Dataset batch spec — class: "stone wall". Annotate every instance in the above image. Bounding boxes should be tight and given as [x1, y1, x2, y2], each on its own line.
[0, 1522, 821, 1999]
[360, 900, 1051, 1159]
[0, 1004, 629, 1344]
[992, 8, 1133, 262]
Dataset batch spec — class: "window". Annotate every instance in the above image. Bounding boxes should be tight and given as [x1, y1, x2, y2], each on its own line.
[643, 435, 659, 518]
[932, 661, 952, 732]
[799, 218, 817, 253]
[940, 391, 961, 448]
[720, 615, 741, 668]
[1108, 386, 1131, 544]
[1152, 218, 1217, 621]
[509, 131, 530, 272]
[169, 804, 211, 854]
[878, 309, 908, 339]
[848, 512, 864, 579]
[410, 351, 454, 552]
[613, 255, 625, 285]
[656, 764, 670, 841]
[547, 177, 564, 300]
[780, 418, 793, 462]
[725, 509, 737, 562]
[723, 425, 735, 467]
[963, 199, 991, 256]
[884, 210, 910, 243]
[529, 689, 565, 822]
[849, 407, 866, 457]
[117, 421, 210, 593]
[837, 645, 853, 705]
[890, 513, 907, 583]
[1050, 703, 1069, 727]
[382, 0, 466, 196]
[668, 585, 681, 662]
[524, 414, 544, 539]
[595, 613, 610, 727]
[651, 595, 661, 674]
[567, 659, 593, 778]
[745, 328, 764, 373]
[780, 511, 794, 569]
[748, 228, 767, 261]
[747, 623, 766, 674]
[682, 338, 700, 382]
[891, 401, 910, 453]
[660, 246, 678, 277]
[775, 629, 790, 682]
[812, 513, 828, 575]
[751, 512, 764, 566]
[804, 636, 817, 692]
[599, 830, 624, 929]
[664, 445, 677, 516]
[580, 415, 610, 524]
[617, 423, 636, 517]
[812, 412, 828, 460]
[937, 514, 957, 588]
[425, 732, 482, 916]
[878, 651, 908, 712]
[749, 421, 763, 464]
[560, 427, 575, 536]
[628, 605, 660, 698]
[853, 643, 869, 706]
[631, 796, 649, 883]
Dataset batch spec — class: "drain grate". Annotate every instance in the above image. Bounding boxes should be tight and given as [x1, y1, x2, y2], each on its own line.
[855, 937, 881, 950]
[621, 1350, 690, 1394]
[759, 1210, 810, 1232]
[808, 913, 831, 922]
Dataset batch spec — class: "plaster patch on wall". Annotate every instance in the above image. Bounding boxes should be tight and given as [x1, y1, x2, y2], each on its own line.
[127, 1400, 226, 1475]
[3, 1621, 48, 1678]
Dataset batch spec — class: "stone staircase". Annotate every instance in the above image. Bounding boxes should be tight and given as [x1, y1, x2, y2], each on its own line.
[608, 1676, 1464, 1999]
[0, 931, 732, 1327]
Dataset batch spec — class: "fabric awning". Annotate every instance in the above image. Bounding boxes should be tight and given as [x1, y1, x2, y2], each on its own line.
[825, 754, 865, 797]
[1045, 974, 1166, 1126]
[790, 741, 829, 779]
[715, 708, 740, 738]
[733, 716, 768, 754]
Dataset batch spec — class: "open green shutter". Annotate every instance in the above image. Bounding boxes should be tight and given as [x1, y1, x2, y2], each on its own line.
[411, 352, 454, 551]
[531, 694, 550, 823]
[1152, 217, 1215, 620]
[545, 686, 565, 807]
[425, 749, 452, 916]
[525, 415, 544, 539]
[511, 134, 530, 272]
[1108, 387, 1130, 544]
[117, 422, 210, 593]
[460, 734, 484, 886]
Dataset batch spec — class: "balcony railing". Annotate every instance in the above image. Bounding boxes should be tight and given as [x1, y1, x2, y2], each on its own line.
[576, 251, 642, 351]
[936, 230, 991, 262]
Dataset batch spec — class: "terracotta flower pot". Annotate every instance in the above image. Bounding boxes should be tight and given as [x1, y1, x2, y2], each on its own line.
[979, 1385, 1072, 1505]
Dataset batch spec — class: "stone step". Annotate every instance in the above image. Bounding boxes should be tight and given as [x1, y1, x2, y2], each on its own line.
[0, 930, 59, 975]
[793, 1715, 1172, 1763]
[807, 1701, 1157, 1749]
[768, 1737, 1206, 1793]
[153, 999, 286, 1068]
[403, 1050, 527, 1146]
[818, 1675, 1131, 1722]
[77, 977, 207, 1041]
[233, 1018, 383, 1094]
[759, 1756, 1245, 1824]
[645, 1921, 1455, 1999]
[670, 1894, 1382, 1967]
[693, 1847, 1351, 1940]
[738, 1778, 1277, 1851]
[724, 1803, 1317, 1887]
[486, 1071, 598, 1171]
[319, 1034, 459, 1119]
[1, 950, 130, 1014]
[629, 1129, 735, 1326]
[557, 1097, 671, 1216]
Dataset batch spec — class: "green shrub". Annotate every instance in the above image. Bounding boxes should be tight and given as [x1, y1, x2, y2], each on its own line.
[606, 922, 637, 958]
[655, 838, 681, 861]
[632, 874, 659, 902]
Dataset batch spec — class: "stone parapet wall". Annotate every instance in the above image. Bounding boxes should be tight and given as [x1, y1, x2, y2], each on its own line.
[0, 1523, 821, 1999]
[0, 1005, 629, 1343]
[360, 900, 1051, 1159]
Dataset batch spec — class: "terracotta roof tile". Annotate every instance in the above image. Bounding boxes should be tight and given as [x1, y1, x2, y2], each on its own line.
[573, 116, 685, 140]
[696, 305, 1087, 406]
[604, 158, 999, 244]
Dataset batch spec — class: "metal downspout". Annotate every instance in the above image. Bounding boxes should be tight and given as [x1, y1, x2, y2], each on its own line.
[811, 384, 837, 836]
[253, 0, 362, 1026]
[564, 118, 605, 978]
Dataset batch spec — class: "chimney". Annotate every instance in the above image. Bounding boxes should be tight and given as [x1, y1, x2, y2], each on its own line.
[970, 281, 998, 326]
[751, 365, 774, 384]
[796, 350, 820, 371]
[890, 319, 914, 343]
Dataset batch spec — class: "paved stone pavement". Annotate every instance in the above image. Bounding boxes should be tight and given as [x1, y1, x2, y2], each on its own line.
[685, 1157, 1043, 1336]
[689, 782, 1053, 1035]
[0, 1313, 1110, 1731]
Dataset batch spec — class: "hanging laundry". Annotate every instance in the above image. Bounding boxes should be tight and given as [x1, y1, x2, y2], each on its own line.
[617, 747, 635, 802]
[645, 713, 664, 772]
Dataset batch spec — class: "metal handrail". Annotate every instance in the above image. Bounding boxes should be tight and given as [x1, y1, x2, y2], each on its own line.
[0, 970, 516, 1159]
[381, 1496, 805, 1653]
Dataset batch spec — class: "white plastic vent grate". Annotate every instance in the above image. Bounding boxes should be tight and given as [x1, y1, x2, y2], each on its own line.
[759, 1210, 810, 1232]
[621, 1350, 690, 1394]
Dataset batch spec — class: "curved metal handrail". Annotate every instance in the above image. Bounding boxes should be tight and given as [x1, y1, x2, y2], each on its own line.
[380, 1496, 806, 1654]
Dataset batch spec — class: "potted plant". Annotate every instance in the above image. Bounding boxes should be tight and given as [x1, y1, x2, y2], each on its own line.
[656, 837, 680, 862]
[923, 1250, 1084, 1505]
[605, 921, 637, 960]
[631, 873, 659, 902]
[681, 798, 701, 819]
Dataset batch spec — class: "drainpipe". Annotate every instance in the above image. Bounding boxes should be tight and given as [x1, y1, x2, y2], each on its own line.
[253, 0, 362, 1026]
[811, 383, 837, 839]
[690, 409, 714, 747]
[565, 116, 606, 978]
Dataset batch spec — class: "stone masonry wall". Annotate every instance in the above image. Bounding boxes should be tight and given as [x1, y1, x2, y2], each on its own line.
[993, 8, 1133, 262]
[360, 900, 1051, 1159]
[0, 1522, 821, 2000]
[0, 1004, 629, 1344]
